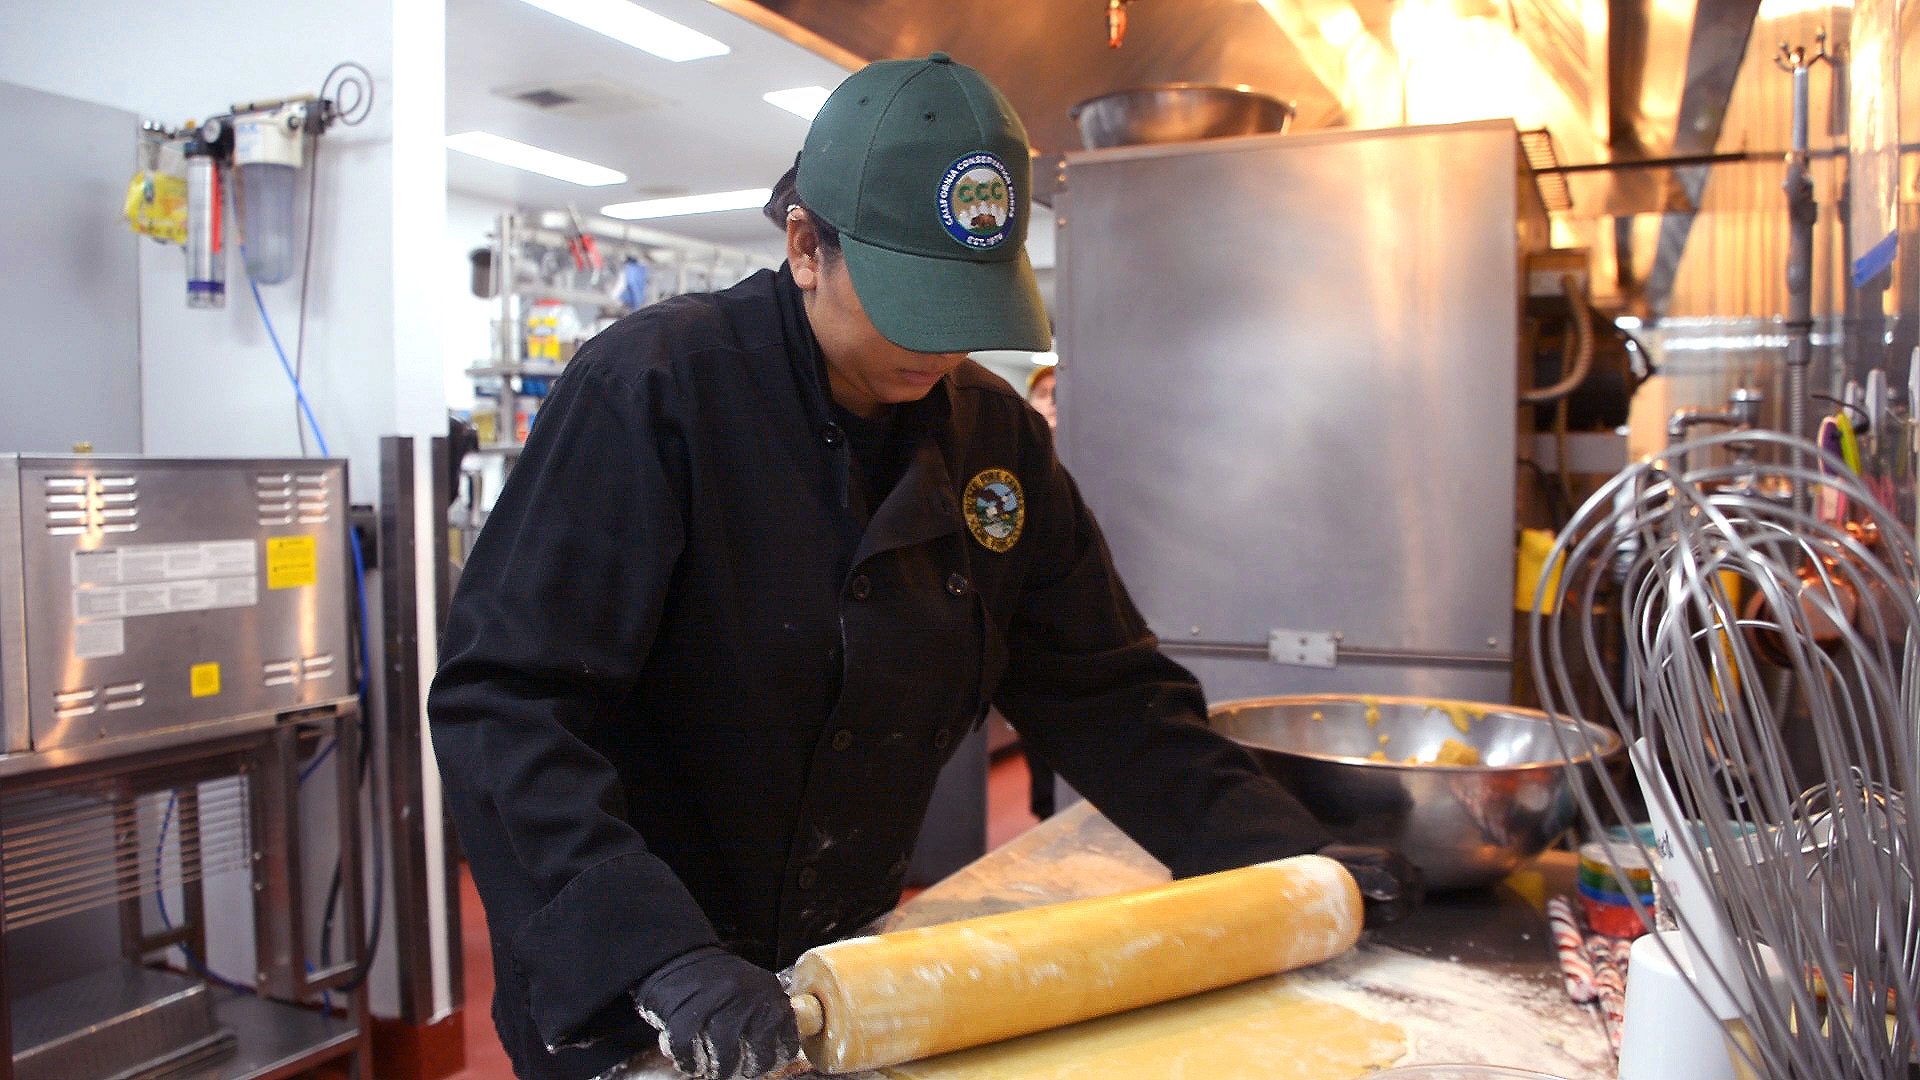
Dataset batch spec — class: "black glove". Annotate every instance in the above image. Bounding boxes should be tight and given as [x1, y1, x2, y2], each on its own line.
[632, 946, 800, 1080]
[1317, 843, 1424, 928]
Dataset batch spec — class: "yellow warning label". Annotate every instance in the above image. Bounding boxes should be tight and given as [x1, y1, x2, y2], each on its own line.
[190, 662, 221, 698]
[266, 536, 319, 590]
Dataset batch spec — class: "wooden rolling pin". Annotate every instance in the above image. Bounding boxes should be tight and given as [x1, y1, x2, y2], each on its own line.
[788, 853, 1363, 1074]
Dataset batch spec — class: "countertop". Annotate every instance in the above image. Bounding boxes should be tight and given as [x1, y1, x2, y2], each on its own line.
[615, 800, 1614, 1079]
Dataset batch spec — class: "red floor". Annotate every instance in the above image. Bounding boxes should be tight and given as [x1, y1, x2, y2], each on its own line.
[433, 750, 1043, 1080]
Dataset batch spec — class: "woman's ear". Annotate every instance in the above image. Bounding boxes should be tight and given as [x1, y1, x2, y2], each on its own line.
[786, 210, 820, 290]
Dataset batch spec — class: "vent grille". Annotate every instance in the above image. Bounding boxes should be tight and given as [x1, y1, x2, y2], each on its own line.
[263, 654, 337, 688]
[1, 778, 252, 932]
[514, 87, 578, 109]
[256, 473, 295, 526]
[42, 475, 139, 536]
[52, 688, 97, 719]
[257, 470, 332, 525]
[296, 472, 331, 524]
[53, 681, 149, 718]
[1519, 129, 1574, 213]
[104, 681, 146, 712]
[490, 77, 669, 119]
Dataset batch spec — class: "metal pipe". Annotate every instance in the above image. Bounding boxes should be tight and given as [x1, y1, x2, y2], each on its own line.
[1520, 274, 1596, 406]
[1776, 35, 1828, 515]
[1666, 387, 1764, 474]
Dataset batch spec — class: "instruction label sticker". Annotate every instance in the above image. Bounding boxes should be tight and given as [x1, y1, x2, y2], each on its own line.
[190, 662, 221, 698]
[73, 619, 126, 660]
[73, 540, 256, 586]
[70, 539, 261, 636]
[266, 536, 319, 590]
[72, 576, 258, 622]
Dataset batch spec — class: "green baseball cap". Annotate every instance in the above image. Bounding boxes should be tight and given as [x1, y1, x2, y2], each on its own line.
[797, 53, 1051, 354]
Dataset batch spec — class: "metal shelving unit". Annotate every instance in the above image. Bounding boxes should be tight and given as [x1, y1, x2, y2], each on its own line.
[456, 213, 780, 553]
[189, 991, 359, 1080]
[0, 456, 369, 1080]
[469, 211, 778, 454]
[0, 714, 369, 1080]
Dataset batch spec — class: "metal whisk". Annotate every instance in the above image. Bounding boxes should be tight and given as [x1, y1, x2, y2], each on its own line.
[1531, 428, 1920, 1080]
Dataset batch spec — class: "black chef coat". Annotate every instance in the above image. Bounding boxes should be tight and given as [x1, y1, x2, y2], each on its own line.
[428, 266, 1335, 1080]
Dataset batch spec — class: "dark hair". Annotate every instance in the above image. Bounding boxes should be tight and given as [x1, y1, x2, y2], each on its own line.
[764, 160, 841, 255]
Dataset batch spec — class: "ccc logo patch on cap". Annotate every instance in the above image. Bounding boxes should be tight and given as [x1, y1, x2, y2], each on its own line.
[938, 153, 1016, 250]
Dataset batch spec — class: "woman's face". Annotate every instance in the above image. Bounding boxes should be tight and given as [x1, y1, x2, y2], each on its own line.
[789, 213, 969, 419]
[1029, 370, 1057, 428]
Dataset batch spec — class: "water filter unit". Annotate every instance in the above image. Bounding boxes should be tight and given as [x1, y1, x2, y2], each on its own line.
[159, 63, 370, 307]
[184, 125, 226, 309]
[232, 102, 309, 285]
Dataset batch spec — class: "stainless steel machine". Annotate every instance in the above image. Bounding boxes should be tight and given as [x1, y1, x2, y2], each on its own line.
[1056, 119, 1550, 705]
[0, 455, 367, 1080]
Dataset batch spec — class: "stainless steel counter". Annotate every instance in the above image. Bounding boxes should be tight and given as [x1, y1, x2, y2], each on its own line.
[616, 800, 1614, 1079]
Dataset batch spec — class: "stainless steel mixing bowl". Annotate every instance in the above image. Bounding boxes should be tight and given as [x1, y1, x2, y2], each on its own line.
[1068, 84, 1295, 150]
[1210, 694, 1622, 891]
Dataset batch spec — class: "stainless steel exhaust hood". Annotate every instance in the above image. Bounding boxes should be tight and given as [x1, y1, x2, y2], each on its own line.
[711, 0, 1357, 157]
[710, 0, 1765, 314]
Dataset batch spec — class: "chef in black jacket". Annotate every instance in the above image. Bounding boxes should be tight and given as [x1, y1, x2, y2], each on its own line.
[429, 53, 1420, 1080]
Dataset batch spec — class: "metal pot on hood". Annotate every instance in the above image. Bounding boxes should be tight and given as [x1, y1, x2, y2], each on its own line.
[1068, 84, 1295, 150]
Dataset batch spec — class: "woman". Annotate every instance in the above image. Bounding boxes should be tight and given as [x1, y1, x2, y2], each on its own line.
[430, 53, 1418, 1080]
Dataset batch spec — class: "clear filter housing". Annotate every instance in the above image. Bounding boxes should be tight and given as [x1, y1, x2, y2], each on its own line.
[232, 103, 306, 285]
[237, 161, 297, 284]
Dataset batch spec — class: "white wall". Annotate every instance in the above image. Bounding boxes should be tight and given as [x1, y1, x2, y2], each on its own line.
[0, 81, 143, 453]
[0, 0, 447, 503]
[0, 0, 452, 1024]
[446, 191, 514, 413]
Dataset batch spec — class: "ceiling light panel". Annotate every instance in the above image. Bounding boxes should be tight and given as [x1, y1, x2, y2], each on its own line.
[517, 0, 729, 62]
[602, 188, 774, 219]
[446, 131, 629, 186]
[763, 86, 831, 120]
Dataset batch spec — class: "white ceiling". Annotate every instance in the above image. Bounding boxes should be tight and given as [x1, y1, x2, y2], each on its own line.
[445, 0, 854, 257]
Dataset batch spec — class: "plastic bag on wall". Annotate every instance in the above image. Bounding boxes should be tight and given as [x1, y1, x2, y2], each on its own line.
[124, 170, 188, 245]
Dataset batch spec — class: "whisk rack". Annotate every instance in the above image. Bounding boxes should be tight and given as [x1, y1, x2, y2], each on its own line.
[1531, 428, 1920, 1080]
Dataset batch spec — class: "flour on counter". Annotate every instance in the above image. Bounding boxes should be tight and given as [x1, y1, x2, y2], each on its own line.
[1289, 947, 1614, 1078]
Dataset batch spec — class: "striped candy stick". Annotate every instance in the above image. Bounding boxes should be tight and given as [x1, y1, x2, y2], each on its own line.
[1608, 936, 1634, 981]
[1587, 933, 1627, 1050]
[1547, 896, 1597, 1003]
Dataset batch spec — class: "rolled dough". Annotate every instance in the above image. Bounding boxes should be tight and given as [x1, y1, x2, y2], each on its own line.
[880, 976, 1406, 1080]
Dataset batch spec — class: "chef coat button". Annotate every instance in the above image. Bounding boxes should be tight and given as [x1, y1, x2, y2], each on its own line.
[933, 726, 952, 750]
[849, 574, 872, 600]
[831, 728, 854, 751]
[945, 572, 970, 597]
[821, 423, 845, 448]
[797, 867, 819, 890]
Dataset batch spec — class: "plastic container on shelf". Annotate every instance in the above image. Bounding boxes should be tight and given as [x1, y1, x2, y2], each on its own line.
[472, 389, 501, 446]
[525, 301, 582, 365]
[1576, 835, 1655, 938]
